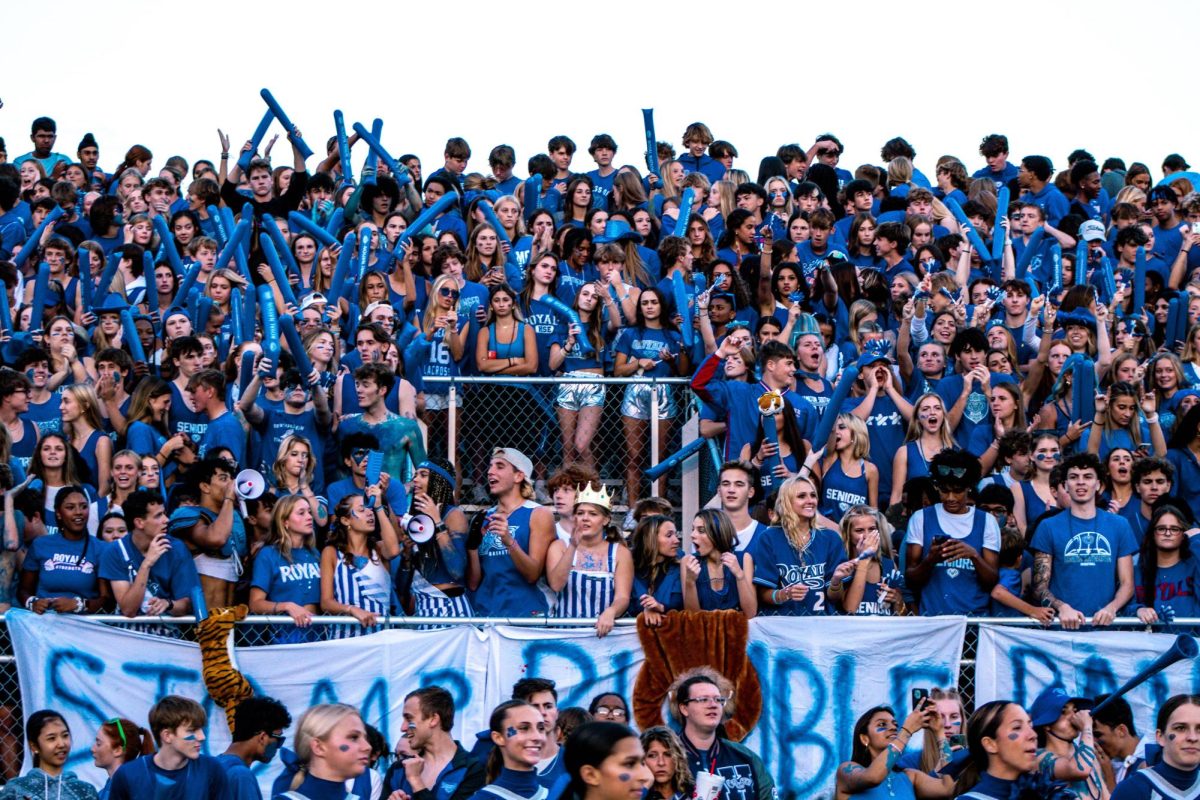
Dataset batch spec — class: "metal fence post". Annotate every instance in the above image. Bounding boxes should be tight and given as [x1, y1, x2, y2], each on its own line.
[447, 381, 457, 468]
[649, 378, 660, 497]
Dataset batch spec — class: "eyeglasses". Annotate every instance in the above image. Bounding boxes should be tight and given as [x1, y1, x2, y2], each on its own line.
[684, 696, 727, 706]
[1034, 452, 1062, 462]
[438, 287, 460, 299]
[1156, 525, 1185, 535]
[594, 706, 627, 719]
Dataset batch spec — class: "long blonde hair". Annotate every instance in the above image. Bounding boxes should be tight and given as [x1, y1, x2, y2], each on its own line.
[62, 384, 106, 437]
[268, 494, 316, 563]
[774, 476, 820, 554]
[903, 392, 956, 448]
[272, 434, 316, 490]
[838, 505, 895, 564]
[289, 703, 364, 790]
[423, 274, 461, 332]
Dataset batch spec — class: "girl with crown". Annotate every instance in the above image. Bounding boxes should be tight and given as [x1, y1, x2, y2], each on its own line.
[545, 481, 633, 637]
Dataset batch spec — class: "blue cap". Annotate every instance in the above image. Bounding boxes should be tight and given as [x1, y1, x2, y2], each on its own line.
[1028, 685, 1093, 728]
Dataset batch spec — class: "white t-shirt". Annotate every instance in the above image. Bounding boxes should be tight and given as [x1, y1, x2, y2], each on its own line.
[903, 505, 1001, 553]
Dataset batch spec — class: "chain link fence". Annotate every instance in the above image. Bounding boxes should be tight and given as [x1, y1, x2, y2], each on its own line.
[426, 376, 708, 519]
[0, 614, 1168, 778]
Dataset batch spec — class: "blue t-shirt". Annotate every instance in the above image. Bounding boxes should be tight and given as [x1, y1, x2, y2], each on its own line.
[23, 533, 106, 598]
[109, 754, 229, 800]
[841, 393, 906, 506]
[1030, 510, 1138, 616]
[26, 392, 63, 435]
[215, 753, 262, 800]
[1167, 448, 1200, 526]
[98, 535, 200, 608]
[200, 411, 245, 465]
[1020, 184, 1070, 227]
[251, 544, 321, 606]
[972, 163, 1019, 192]
[750, 526, 847, 616]
[614, 326, 683, 378]
[934, 372, 1018, 450]
[1135, 555, 1200, 618]
[631, 562, 683, 613]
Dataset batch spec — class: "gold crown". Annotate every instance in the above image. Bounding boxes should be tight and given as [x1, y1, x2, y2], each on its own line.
[575, 482, 612, 512]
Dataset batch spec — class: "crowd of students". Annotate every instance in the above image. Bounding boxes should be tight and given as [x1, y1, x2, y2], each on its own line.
[1, 114, 1198, 636]
[7, 677, 1200, 799]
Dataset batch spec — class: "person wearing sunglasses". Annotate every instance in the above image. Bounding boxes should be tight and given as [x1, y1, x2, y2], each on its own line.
[904, 449, 1001, 616]
[1031, 452, 1138, 630]
[216, 696, 292, 799]
[1018, 433, 1062, 532]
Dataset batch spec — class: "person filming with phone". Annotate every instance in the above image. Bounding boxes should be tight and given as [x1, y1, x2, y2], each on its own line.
[904, 449, 1001, 616]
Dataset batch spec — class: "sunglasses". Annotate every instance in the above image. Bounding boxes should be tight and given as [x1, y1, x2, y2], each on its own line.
[438, 287, 460, 299]
[935, 465, 968, 479]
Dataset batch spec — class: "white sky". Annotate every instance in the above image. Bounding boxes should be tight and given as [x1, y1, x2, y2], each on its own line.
[3, 0, 1196, 183]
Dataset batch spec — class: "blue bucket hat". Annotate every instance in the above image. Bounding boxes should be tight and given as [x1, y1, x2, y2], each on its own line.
[1028, 685, 1093, 728]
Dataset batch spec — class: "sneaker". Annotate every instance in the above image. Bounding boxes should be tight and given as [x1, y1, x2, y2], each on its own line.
[622, 510, 636, 532]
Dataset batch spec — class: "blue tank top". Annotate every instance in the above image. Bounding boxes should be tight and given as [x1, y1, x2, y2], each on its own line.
[167, 381, 208, 441]
[819, 459, 870, 522]
[918, 506, 990, 616]
[695, 551, 748, 611]
[417, 313, 465, 393]
[472, 501, 550, 617]
[75, 429, 104, 491]
[10, 418, 38, 473]
[1020, 481, 1051, 527]
[905, 440, 934, 483]
[853, 556, 900, 616]
[487, 321, 527, 359]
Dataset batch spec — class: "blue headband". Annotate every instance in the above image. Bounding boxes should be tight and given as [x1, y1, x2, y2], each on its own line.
[418, 461, 456, 489]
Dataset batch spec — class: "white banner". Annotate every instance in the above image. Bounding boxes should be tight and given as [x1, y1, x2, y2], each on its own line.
[10, 613, 966, 800]
[743, 617, 966, 799]
[8, 611, 490, 795]
[975, 623, 1200, 740]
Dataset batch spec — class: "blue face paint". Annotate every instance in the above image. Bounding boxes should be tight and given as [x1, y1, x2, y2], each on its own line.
[339, 744, 351, 752]
[506, 727, 517, 737]
[1169, 734, 1177, 741]
[1007, 733, 1019, 741]
[619, 774, 631, 782]
[182, 733, 198, 741]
